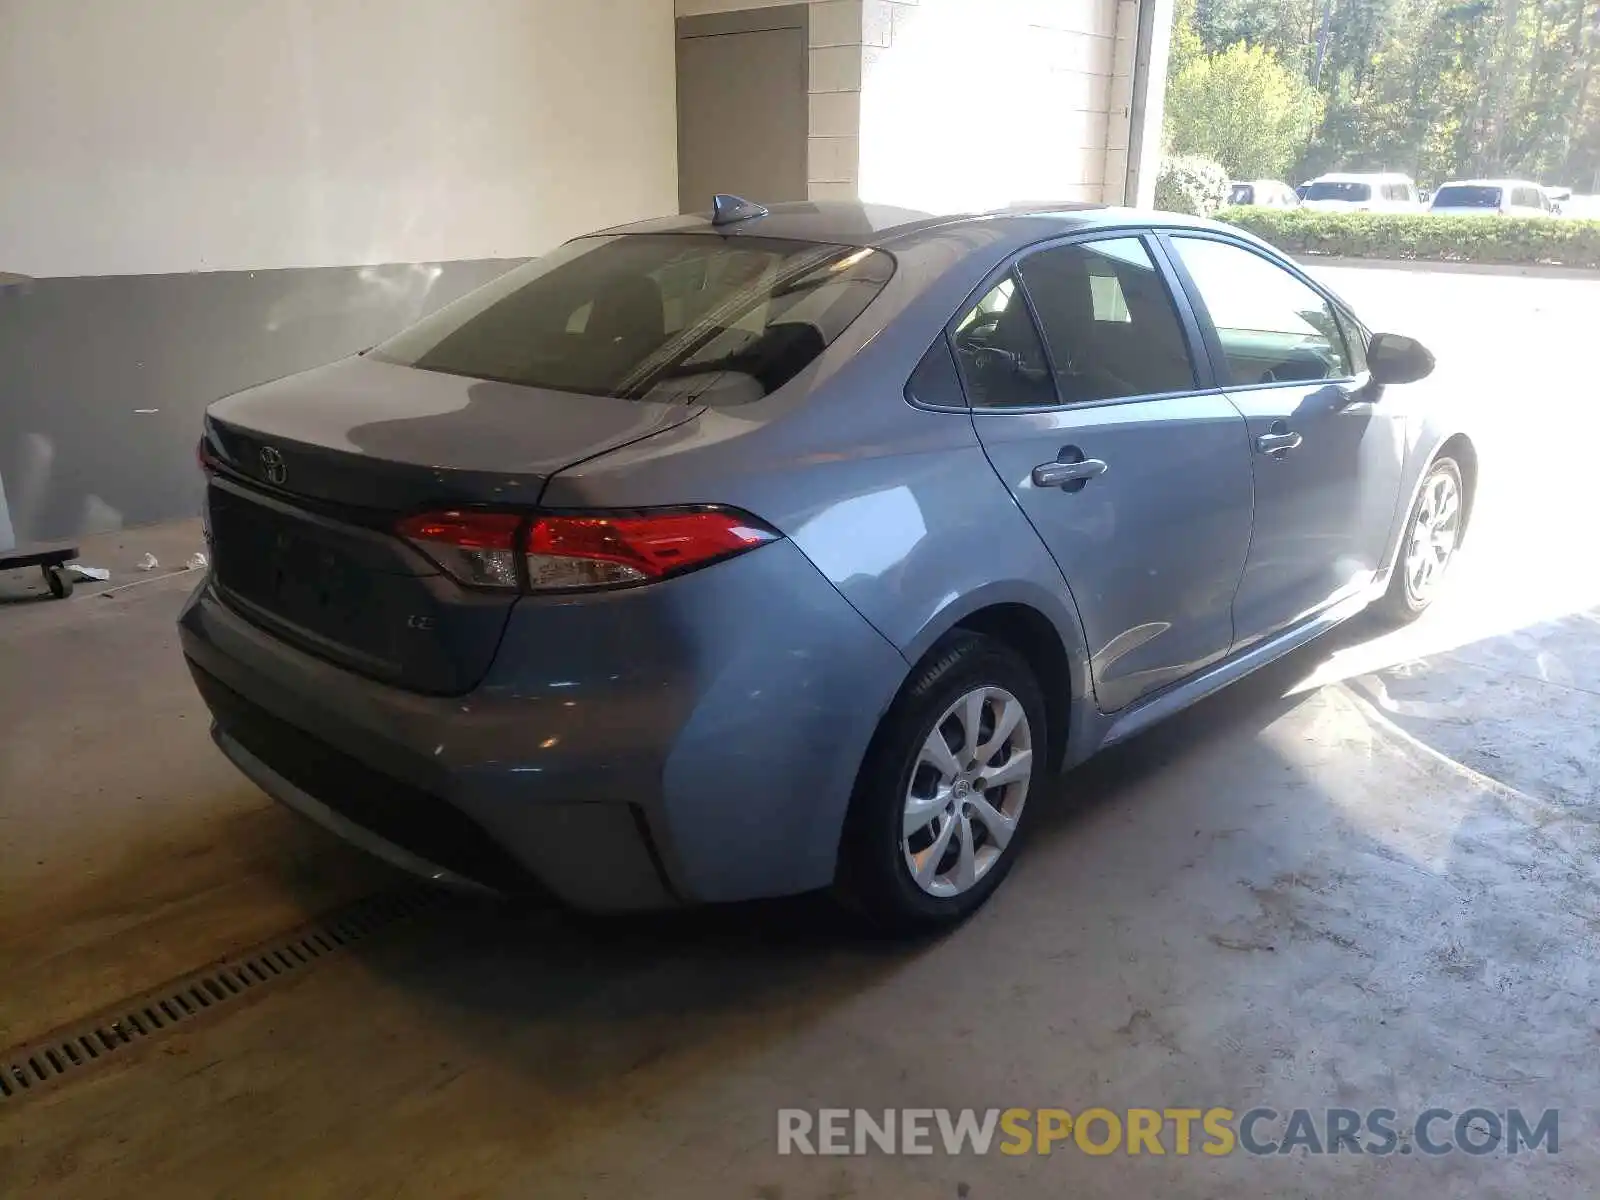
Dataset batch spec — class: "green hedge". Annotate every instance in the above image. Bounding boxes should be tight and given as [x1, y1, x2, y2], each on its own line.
[1215, 208, 1600, 269]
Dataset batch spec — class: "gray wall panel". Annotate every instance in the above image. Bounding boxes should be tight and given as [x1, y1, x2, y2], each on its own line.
[1, 260, 520, 543]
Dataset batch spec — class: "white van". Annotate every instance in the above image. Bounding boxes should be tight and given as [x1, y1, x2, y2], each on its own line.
[1429, 179, 1554, 217]
[1300, 172, 1423, 213]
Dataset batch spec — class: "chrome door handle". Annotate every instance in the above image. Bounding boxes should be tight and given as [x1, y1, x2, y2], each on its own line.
[1256, 430, 1303, 455]
[1032, 458, 1108, 488]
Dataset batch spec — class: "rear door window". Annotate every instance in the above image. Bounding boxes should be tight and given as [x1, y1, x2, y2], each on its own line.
[949, 274, 1059, 409]
[905, 337, 967, 409]
[371, 234, 893, 404]
[1017, 237, 1197, 403]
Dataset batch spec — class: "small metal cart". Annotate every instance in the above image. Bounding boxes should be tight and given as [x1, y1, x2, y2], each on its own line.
[0, 542, 84, 598]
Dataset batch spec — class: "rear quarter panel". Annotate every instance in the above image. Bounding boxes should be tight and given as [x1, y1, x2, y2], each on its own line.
[540, 229, 1094, 744]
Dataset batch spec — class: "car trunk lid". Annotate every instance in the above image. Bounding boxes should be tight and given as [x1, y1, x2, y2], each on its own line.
[203, 355, 701, 694]
[206, 355, 701, 508]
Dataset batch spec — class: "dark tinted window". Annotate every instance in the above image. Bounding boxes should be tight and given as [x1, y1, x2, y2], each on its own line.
[1228, 183, 1256, 205]
[1018, 238, 1196, 403]
[371, 234, 893, 404]
[1305, 181, 1372, 202]
[1168, 237, 1352, 385]
[906, 337, 966, 409]
[1433, 185, 1501, 208]
[949, 274, 1058, 409]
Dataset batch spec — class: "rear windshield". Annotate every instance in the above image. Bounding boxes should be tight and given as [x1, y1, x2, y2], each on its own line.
[1432, 185, 1502, 208]
[371, 234, 894, 404]
[1304, 181, 1372, 202]
[1228, 183, 1255, 204]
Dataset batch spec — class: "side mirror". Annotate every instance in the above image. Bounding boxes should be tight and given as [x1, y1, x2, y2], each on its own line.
[1367, 332, 1435, 385]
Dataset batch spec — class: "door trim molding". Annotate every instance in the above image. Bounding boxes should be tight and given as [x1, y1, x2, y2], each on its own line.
[1098, 585, 1376, 750]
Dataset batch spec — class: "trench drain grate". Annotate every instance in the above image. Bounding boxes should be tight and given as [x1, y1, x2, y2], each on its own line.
[0, 886, 444, 1105]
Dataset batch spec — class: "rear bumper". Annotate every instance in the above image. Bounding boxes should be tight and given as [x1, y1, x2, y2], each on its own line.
[211, 721, 498, 895]
[179, 539, 908, 910]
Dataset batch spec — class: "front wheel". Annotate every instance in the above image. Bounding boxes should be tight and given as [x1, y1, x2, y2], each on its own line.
[835, 633, 1046, 933]
[1378, 456, 1463, 622]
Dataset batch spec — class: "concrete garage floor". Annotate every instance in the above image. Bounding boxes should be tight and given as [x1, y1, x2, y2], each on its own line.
[2, 263, 1597, 1199]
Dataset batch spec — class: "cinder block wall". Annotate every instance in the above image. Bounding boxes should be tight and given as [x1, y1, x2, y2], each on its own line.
[681, 0, 1138, 209]
[816, 0, 1131, 210]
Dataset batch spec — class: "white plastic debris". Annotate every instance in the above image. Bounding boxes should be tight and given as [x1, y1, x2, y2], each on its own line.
[136, 552, 159, 571]
[66, 565, 111, 582]
[186, 551, 208, 570]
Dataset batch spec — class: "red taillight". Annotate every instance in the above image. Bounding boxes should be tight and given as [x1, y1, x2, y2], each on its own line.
[395, 508, 777, 593]
[395, 511, 524, 590]
[525, 511, 776, 591]
[197, 437, 219, 475]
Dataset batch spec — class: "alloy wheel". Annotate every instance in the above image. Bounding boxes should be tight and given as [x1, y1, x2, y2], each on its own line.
[1405, 468, 1461, 605]
[901, 685, 1033, 898]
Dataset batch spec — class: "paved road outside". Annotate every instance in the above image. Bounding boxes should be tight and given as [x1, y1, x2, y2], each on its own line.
[0, 262, 1596, 1200]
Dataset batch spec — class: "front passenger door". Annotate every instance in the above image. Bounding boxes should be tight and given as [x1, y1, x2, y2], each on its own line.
[958, 237, 1255, 712]
[1165, 235, 1406, 648]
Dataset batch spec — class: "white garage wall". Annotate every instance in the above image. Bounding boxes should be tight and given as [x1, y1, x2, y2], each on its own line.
[681, 0, 1130, 211]
[0, 0, 679, 278]
[856, 0, 1121, 211]
[0, 0, 680, 544]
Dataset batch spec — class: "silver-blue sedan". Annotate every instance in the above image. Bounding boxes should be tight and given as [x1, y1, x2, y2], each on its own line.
[181, 198, 1475, 930]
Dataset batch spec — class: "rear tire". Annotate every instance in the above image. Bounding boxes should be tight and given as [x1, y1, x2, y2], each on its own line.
[835, 632, 1046, 934]
[1376, 456, 1463, 623]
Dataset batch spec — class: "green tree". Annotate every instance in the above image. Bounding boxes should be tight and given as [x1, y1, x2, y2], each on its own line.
[1169, 0, 1600, 189]
[1169, 0, 1207, 78]
[1166, 42, 1325, 178]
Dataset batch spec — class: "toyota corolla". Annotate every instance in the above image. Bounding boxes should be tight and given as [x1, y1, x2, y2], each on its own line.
[181, 198, 1473, 930]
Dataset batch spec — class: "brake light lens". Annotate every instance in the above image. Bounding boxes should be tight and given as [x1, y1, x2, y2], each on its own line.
[197, 436, 220, 475]
[526, 511, 777, 590]
[395, 511, 524, 589]
[396, 508, 778, 592]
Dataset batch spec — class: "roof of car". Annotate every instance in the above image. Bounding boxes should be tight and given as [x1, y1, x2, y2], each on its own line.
[594, 199, 1236, 250]
[1310, 172, 1415, 183]
[1435, 178, 1542, 189]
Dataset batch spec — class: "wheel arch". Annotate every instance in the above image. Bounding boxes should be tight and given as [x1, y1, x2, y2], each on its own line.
[950, 603, 1076, 772]
[1435, 432, 1478, 545]
[1381, 429, 1478, 583]
[899, 583, 1092, 773]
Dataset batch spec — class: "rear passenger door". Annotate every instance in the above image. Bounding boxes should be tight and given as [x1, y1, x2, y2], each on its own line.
[958, 235, 1255, 712]
[1163, 234, 1406, 648]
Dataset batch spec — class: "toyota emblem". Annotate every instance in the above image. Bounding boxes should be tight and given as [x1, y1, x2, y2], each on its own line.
[259, 446, 287, 486]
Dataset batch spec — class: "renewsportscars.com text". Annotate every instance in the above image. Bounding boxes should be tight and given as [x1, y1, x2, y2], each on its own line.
[777, 1107, 1559, 1157]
